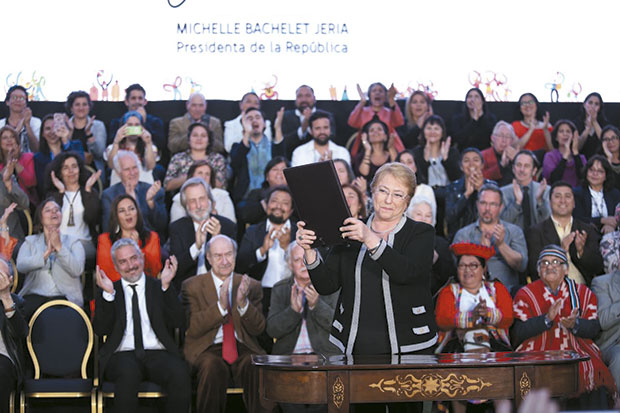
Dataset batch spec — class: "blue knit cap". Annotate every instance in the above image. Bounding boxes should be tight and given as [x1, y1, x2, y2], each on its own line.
[537, 244, 568, 268]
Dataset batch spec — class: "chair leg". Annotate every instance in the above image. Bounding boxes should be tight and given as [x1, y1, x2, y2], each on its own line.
[9, 391, 14, 413]
[91, 389, 97, 413]
[97, 390, 103, 413]
[19, 392, 25, 413]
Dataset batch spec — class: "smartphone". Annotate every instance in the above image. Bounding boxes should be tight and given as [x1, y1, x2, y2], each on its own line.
[125, 126, 142, 136]
[53, 113, 65, 134]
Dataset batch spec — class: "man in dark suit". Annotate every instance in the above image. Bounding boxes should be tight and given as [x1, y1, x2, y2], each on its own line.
[169, 177, 236, 291]
[101, 150, 167, 235]
[182, 235, 273, 413]
[237, 185, 296, 315]
[526, 181, 603, 285]
[94, 238, 190, 413]
[282, 85, 336, 158]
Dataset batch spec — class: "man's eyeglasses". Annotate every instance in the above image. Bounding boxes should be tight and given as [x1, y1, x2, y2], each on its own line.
[539, 259, 564, 268]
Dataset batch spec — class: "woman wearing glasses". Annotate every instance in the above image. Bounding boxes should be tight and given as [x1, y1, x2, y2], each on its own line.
[511, 93, 553, 154]
[296, 162, 438, 356]
[513, 245, 617, 408]
[573, 155, 620, 235]
[601, 125, 620, 190]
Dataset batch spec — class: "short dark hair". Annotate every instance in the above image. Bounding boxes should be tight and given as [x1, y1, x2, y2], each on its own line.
[34, 197, 59, 233]
[65, 90, 92, 113]
[187, 122, 215, 154]
[244, 107, 264, 118]
[188, 159, 216, 187]
[262, 156, 290, 188]
[308, 110, 332, 130]
[513, 149, 539, 170]
[549, 180, 573, 200]
[125, 84, 146, 100]
[478, 183, 503, 205]
[296, 84, 315, 95]
[419, 115, 447, 145]
[584, 154, 615, 191]
[5, 85, 28, 103]
[460, 147, 484, 165]
[263, 185, 292, 203]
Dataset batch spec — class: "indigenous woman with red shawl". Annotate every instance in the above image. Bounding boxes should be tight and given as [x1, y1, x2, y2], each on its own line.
[513, 244, 617, 408]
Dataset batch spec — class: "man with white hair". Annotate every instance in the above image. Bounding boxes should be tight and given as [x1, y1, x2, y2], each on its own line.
[481, 121, 517, 186]
[94, 238, 190, 413]
[169, 177, 236, 290]
[168, 92, 223, 155]
[101, 150, 166, 234]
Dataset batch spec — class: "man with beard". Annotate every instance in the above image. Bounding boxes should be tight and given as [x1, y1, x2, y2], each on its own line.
[230, 107, 285, 203]
[291, 110, 350, 167]
[94, 238, 191, 413]
[453, 183, 528, 293]
[237, 185, 296, 315]
[169, 177, 237, 290]
[281, 85, 336, 158]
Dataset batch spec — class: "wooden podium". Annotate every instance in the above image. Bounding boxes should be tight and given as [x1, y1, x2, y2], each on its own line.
[253, 351, 586, 412]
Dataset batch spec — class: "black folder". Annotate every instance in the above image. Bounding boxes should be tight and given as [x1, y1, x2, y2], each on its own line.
[283, 160, 351, 248]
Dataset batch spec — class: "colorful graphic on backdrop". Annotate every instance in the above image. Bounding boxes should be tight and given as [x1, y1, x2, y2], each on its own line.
[96, 70, 114, 101]
[260, 75, 279, 100]
[163, 76, 183, 100]
[545, 72, 564, 102]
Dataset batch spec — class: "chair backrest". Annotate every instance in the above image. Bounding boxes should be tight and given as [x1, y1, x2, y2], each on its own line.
[16, 209, 33, 236]
[10, 259, 18, 293]
[27, 300, 93, 379]
[84, 165, 103, 199]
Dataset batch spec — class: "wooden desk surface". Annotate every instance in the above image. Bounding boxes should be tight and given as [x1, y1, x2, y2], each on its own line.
[253, 351, 587, 412]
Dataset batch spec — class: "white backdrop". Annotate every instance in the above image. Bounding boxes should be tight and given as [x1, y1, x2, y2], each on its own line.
[2, 0, 617, 102]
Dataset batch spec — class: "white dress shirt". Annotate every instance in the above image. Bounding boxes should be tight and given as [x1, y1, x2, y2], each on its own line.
[291, 140, 351, 167]
[210, 271, 248, 344]
[256, 220, 292, 288]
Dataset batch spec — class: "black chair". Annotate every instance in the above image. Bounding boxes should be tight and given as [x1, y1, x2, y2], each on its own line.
[20, 300, 96, 413]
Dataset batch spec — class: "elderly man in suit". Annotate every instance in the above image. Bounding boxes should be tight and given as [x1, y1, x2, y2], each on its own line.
[182, 234, 273, 413]
[94, 238, 190, 413]
[101, 150, 167, 235]
[526, 181, 603, 285]
[238, 185, 296, 314]
[169, 177, 236, 291]
[168, 92, 224, 155]
[592, 268, 620, 392]
[500, 150, 550, 232]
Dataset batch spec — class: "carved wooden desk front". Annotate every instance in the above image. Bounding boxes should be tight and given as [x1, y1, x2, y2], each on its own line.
[253, 351, 586, 412]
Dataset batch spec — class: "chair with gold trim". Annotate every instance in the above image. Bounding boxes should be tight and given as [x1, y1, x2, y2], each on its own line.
[20, 300, 96, 413]
[84, 165, 103, 199]
[15, 209, 33, 237]
[10, 259, 18, 294]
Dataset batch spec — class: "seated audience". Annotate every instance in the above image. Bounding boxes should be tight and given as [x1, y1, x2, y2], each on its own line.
[445, 148, 494, 239]
[0, 85, 40, 153]
[436, 242, 513, 352]
[107, 84, 165, 152]
[224, 92, 272, 154]
[94, 239, 190, 413]
[106, 111, 158, 185]
[267, 241, 340, 360]
[542, 120, 585, 187]
[164, 122, 228, 192]
[291, 110, 350, 167]
[0, 257, 28, 413]
[592, 260, 620, 393]
[181, 235, 273, 413]
[453, 184, 527, 293]
[412, 115, 460, 187]
[0, 161, 28, 242]
[526, 181, 603, 285]
[0, 126, 37, 205]
[513, 245, 617, 408]
[34, 114, 84, 198]
[481, 121, 517, 186]
[101, 150, 166, 234]
[169, 177, 236, 290]
[65, 90, 106, 172]
[170, 160, 236, 224]
[230, 108, 285, 203]
[352, 119, 398, 183]
[17, 198, 85, 318]
[397, 90, 433, 149]
[512, 93, 552, 154]
[237, 157, 289, 228]
[238, 186, 296, 314]
[574, 92, 610, 159]
[45, 152, 101, 263]
[500, 150, 550, 232]
[168, 93, 223, 155]
[97, 194, 162, 282]
[449, 87, 497, 150]
[600, 203, 620, 274]
[348, 82, 405, 156]
[573, 155, 620, 235]
[600, 125, 620, 191]
[408, 195, 455, 296]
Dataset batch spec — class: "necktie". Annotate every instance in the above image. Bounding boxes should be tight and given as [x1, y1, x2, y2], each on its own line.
[521, 186, 532, 230]
[222, 297, 238, 365]
[301, 291, 308, 320]
[129, 284, 145, 360]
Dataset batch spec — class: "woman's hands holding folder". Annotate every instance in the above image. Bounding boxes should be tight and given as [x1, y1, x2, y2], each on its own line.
[296, 221, 318, 265]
